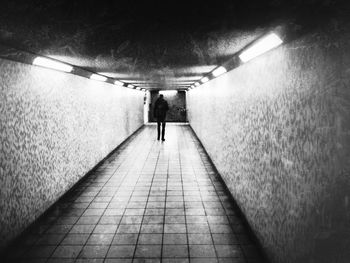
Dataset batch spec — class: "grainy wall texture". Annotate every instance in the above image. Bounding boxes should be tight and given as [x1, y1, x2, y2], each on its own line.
[0, 59, 144, 250]
[187, 26, 350, 263]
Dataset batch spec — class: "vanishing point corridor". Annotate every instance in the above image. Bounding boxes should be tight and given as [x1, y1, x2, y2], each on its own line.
[3, 124, 265, 263]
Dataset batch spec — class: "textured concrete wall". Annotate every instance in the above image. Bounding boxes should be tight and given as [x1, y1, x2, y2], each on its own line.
[187, 27, 350, 263]
[0, 59, 144, 249]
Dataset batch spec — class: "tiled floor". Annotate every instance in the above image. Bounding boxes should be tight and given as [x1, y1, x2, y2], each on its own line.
[3, 124, 266, 263]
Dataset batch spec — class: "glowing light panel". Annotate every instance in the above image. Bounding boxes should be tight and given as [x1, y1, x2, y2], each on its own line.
[114, 80, 124, 86]
[201, 77, 209, 83]
[90, 74, 107, 82]
[239, 33, 283, 62]
[159, 90, 177, 96]
[212, 66, 227, 77]
[127, 84, 134, 88]
[33, 57, 73, 72]
[194, 82, 200, 87]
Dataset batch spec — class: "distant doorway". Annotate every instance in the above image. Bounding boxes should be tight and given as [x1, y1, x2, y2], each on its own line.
[149, 90, 187, 122]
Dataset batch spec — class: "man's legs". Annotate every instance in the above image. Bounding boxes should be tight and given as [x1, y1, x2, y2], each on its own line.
[157, 120, 161, 140]
[161, 121, 166, 141]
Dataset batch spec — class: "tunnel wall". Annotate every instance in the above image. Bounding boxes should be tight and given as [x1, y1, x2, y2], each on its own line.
[0, 58, 144, 250]
[187, 27, 350, 263]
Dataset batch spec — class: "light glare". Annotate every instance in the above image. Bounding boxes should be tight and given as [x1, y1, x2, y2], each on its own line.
[212, 66, 227, 77]
[194, 82, 200, 87]
[239, 33, 283, 63]
[33, 57, 73, 72]
[201, 77, 209, 83]
[90, 74, 107, 82]
[159, 90, 177, 96]
[114, 80, 124, 86]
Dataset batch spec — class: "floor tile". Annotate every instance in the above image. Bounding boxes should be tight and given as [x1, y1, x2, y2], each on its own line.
[165, 215, 186, 224]
[35, 234, 65, 245]
[121, 215, 143, 224]
[116, 224, 141, 234]
[163, 233, 188, 245]
[76, 216, 101, 225]
[188, 233, 213, 244]
[106, 245, 135, 258]
[99, 215, 122, 225]
[138, 233, 162, 244]
[70, 225, 95, 234]
[140, 224, 163, 233]
[135, 245, 162, 258]
[46, 224, 72, 234]
[7, 125, 266, 263]
[93, 224, 118, 234]
[162, 259, 189, 263]
[78, 245, 109, 258]
[113, 234, 138, 245]
[52, 245, 83, 258]
[164, 224, 186, 233]
[61, 234, 90, 245]
[142, 215, 164, 224]
[189, 245, 216, 258]
[86, 234, 114, 245]
[162, 245, 188, 258]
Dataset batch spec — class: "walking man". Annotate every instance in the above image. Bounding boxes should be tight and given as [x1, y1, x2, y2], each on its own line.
[153, 94, 169, 141]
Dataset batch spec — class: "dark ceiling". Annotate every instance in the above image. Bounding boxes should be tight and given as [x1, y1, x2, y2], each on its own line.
[0, 0, 348, 90]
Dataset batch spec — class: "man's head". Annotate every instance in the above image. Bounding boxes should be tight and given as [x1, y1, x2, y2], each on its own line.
[159, 94, 164, 99]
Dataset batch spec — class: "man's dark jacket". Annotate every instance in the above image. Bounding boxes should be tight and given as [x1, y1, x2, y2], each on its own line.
[154, 98, 169, 121]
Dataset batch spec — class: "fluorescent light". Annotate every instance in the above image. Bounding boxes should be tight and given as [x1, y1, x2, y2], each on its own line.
[194, 82, 200, 87]
[33, 57, 73, 72]
[114, 80, 124, 86]
[160, 90, 177, 96]
[90, 74, 107, 82]
[212, 66, 227, 77]
[201, 77, 209, 83]
[135, 87, 141, 90]
[127, 84, 134, 88]
[239, 33, 283, 62]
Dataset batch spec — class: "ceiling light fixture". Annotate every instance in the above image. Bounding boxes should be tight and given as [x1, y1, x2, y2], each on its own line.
[33, 57, 73, 72]
[114, 80, 124, 86]
[127, 84, 134, 88]
[194, 82, 200, 87]
[201, 77, 209, 83]
[160, 90, 177, 96]
[212, 66, 227, 77]
[239, 33, 283, 63]
[90, 74, 107, 82]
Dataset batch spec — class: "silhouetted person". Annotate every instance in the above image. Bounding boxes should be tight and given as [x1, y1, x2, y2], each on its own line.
[153, 94, 169, 141]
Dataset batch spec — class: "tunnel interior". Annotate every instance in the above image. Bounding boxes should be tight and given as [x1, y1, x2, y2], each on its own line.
[1, 1, 350, 263]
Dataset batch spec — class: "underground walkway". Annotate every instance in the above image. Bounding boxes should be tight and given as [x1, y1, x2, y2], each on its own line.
[3, 124, 266, 263]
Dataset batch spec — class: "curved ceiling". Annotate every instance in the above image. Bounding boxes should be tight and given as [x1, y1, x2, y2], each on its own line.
[0, 0, 347, 90]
